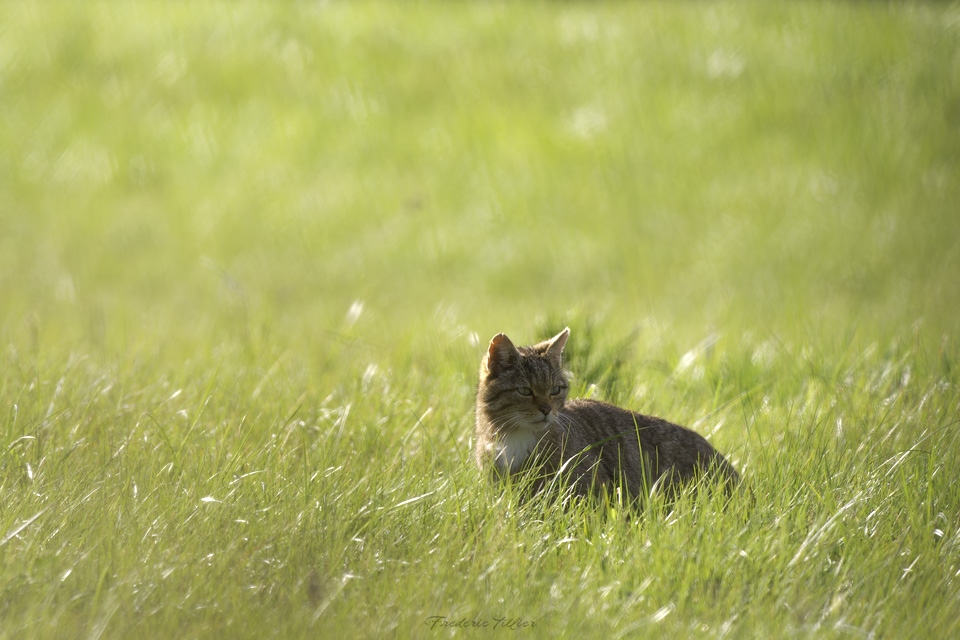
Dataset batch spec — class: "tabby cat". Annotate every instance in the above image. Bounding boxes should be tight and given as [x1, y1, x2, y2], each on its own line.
[474, 328, 739, 500]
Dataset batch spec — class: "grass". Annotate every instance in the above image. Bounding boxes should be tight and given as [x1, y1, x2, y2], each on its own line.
[2, 1, 959, 638]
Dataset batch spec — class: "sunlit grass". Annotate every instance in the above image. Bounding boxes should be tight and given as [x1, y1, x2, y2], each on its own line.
[2, 1, 959, 638]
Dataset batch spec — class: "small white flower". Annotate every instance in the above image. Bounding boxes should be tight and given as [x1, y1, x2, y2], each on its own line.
[345, 300, 364, 327]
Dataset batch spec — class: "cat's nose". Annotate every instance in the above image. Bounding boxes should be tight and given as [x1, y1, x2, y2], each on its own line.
[538, 405, 551, 416]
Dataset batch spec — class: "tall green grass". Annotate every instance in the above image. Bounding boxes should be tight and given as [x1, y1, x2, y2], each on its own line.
[1, 1, 959, 638]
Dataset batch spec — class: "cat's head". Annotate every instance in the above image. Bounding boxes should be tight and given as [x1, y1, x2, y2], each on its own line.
[477, 328, 570, 431]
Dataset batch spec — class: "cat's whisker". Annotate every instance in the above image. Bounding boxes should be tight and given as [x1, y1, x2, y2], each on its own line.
[492, 413, 527, 432]
[555, 413, 582, 432]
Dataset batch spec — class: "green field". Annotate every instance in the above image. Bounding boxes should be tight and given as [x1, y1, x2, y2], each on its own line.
[2, 1, 959, 638]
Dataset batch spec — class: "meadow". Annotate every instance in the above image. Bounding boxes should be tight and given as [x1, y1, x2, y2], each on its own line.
[1, 1, 959, 638]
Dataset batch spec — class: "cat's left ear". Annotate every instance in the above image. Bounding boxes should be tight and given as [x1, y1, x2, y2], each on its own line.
[484, 333, 520, 377]
[541, 327, 570, 367]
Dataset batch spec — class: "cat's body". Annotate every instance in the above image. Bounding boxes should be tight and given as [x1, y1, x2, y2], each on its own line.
[474, 328, 738, 500]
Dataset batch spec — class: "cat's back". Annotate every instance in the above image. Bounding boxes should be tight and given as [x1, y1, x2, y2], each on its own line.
[562, 397, 703, 440]
[563, 397, 638, 417]
[555, 397, 663, 450]
[558, 397, 738, 483]
[561, 397, 660, 432]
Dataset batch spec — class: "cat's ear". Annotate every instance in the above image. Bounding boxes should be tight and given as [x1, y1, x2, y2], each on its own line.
[541, 327, 570, 367]
[483, 333, 519, 377]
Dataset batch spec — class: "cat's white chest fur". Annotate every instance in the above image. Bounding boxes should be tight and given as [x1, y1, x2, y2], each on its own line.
[495, 427, 543, 474]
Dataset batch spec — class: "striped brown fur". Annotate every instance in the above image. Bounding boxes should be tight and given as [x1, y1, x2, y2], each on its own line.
[474, 328, 739, 500]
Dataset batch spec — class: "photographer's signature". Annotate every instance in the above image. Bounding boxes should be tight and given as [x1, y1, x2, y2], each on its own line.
[425, 616, 535, 631]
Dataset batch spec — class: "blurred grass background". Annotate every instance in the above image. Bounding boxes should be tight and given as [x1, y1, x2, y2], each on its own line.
[1, 1, 959, 638]
[3, 1, 958, 351]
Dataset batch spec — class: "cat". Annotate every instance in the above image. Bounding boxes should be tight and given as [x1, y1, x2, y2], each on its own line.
[474, 328, 739, 502]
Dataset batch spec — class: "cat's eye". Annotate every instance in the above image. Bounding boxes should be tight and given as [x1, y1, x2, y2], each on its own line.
[517, 386, 533, 397]
[550, 386, 562, 396]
